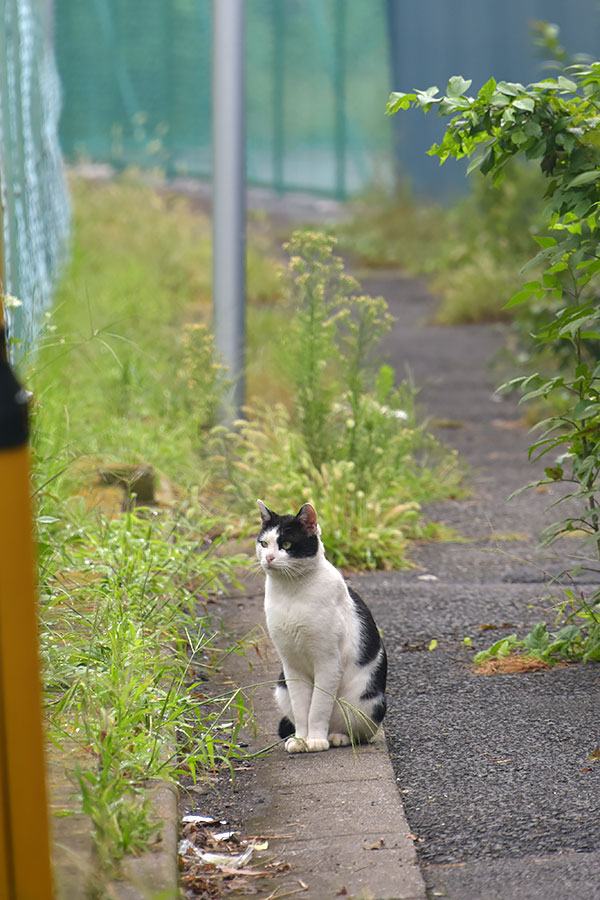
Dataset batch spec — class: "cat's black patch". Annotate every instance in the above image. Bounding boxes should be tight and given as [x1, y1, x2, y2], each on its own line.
[347, 585, 383, 666]
[277, 515, 319, 558]
[369, 696, 387, 726]
[257, 509, 280, 537]
[278, 716, 295, 739]
[277, 669, 287, 689]
[360, 647, 388, 701]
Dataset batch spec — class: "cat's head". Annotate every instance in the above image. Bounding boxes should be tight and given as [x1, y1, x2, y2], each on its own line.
[256, 500, 322, 576]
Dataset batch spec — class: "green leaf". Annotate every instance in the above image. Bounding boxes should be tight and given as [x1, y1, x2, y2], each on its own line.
[503, 282, 541, 309]
[447, 75, 472, 98]
[466, 154, 486, 175]
[513, 97, 535, 112]
[523, 622, 549, 653]
[573, 399, 600, 420]
[490, 92, 510, 108]
[533, 235, 557, 248]
[376, 364, 395, 404]
[386, 91, 416, 114]
[496, 81, 523, 96]
[520, 245, 563, 275]
[478, 77, 497, 103]
[569, 170, 599, 187]
[524, 119, 543, 138]
[511, 129, 530, 147]
[529, 79, 558, 90]
[473, 634, 523, 665]
[557, 75, 578, 92]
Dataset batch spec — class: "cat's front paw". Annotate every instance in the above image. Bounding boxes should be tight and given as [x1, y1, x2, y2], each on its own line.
[285, 736, 309, 753]
[306, 737, 330, 752]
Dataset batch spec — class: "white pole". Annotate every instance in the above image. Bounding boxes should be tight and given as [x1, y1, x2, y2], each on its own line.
[212, 0, 246, 421]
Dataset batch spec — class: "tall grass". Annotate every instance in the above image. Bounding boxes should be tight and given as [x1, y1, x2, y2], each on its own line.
[28, 176, 271, 875]
[29, 176, 281, 486]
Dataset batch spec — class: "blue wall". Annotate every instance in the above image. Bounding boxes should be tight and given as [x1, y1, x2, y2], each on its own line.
[387, 0, 600, 197]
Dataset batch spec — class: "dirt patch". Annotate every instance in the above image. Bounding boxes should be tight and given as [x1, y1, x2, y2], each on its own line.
[473, 654, 556, 675]
[179, 814, 295, 899]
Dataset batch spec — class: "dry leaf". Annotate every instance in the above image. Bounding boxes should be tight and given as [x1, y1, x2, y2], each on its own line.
[363, 838, 385, 850]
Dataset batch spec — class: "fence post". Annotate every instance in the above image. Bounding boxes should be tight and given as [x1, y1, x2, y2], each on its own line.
[0, 299, 53, 899]
[212, 0, 246, 422]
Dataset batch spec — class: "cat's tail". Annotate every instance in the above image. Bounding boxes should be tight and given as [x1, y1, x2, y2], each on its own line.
[278, 716, 295, 739]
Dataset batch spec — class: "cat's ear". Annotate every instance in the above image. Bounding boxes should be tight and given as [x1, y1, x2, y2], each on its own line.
[257, 499, 275, 527]
[296, 503, 319, 536]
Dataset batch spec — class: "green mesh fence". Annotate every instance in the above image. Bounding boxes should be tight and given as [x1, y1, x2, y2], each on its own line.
[55, 0, 393, 198]
[0, 0, 70, 360]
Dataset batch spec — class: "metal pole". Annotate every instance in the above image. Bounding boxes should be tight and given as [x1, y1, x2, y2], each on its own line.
[333, 0, 347, 200]
[273, 0, 284, 194]
[212, 0, 246, 421]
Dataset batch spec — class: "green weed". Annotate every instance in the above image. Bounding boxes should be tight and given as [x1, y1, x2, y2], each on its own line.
[214, 232, 464, 569]
[38, 493, 253, 870]
[27, 175, 282, 487]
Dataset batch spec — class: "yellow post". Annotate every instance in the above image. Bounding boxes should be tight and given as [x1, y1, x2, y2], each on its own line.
[0, 302, 54, 899]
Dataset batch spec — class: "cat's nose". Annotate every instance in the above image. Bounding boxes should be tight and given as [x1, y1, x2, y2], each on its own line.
[265, 553, 275, 564]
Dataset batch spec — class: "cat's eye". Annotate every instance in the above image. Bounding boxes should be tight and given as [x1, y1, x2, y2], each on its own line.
[281, 541, 292, 550]
[259, 540, 268, 547]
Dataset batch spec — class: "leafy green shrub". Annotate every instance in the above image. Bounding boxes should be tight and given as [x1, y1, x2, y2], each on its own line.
[387, 58, 600, 661]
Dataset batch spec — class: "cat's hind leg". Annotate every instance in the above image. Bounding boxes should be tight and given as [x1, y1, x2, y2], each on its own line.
[328, 732, 352, 747]
[278, 716, 295, 739]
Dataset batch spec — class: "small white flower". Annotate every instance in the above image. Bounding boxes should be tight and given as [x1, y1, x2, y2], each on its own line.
[2, 294, 22, 309]
[379, 403, 408, 421]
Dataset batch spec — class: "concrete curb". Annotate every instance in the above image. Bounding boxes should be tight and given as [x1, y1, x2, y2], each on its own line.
[218, 584, 428, 900]
[49, 750, 179, 899]
[109, 781, 179, 900]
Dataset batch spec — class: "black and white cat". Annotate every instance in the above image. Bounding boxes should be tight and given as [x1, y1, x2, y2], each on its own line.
[256, 500, 387, 753]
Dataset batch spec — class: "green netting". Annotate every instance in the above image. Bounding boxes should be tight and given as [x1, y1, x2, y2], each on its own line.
[55, 0, 393, 198]
[0, 0, 71, 360]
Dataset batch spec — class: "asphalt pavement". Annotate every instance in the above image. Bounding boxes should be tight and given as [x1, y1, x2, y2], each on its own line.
[349, 270, 600, 899]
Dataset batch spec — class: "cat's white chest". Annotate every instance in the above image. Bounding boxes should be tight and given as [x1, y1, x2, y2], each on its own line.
[264, 567, 347, 672]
